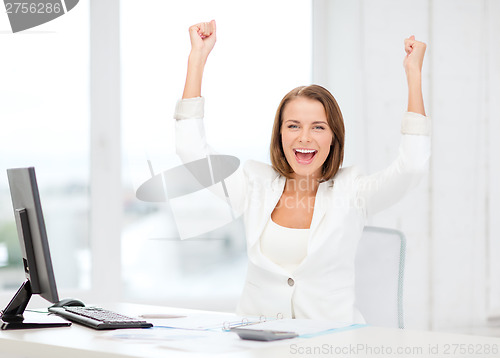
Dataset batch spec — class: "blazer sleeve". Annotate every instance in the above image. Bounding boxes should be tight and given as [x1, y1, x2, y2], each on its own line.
[355, 112, 431, 216]
[174, 97, 247, 216]
[174, 97, 215, 162]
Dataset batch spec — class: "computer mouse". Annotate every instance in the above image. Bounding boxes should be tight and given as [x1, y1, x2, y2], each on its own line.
[50, 298, 85, 308]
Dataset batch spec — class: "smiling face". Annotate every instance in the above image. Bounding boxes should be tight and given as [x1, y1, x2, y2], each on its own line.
[270, 85, 345, 182]
[280, 97, 334, 180]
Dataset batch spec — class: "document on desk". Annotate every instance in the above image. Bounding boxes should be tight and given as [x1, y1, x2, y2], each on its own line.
[100, 312, 365, 354]
[157, 318, 365, 353]
[152, 311, 261, 331]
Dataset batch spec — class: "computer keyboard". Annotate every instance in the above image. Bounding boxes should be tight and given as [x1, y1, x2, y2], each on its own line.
[48, 306, 153, 330]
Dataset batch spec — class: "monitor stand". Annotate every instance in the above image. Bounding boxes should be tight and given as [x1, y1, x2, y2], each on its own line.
[1, 280, 71, 330]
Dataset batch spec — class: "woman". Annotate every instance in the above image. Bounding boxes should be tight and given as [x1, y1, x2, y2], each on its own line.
[174, 20, 430, 323]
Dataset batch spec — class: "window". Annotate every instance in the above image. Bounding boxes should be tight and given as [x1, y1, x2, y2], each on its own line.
[121, 0, 312, 310]
[0, 4, 90, 296]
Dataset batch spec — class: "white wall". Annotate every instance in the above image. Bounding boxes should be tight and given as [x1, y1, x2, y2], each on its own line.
[313, 0, 500, 331]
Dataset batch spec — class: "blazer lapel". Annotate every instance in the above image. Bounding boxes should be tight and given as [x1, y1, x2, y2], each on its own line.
[247, 175, 285, 248]
[309, 181, 329, 233]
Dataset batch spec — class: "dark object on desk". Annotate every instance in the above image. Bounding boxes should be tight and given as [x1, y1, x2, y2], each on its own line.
[230, 327, 299, 341]
[49, 306, 153, 330]
[1, 167, 71, 330]
[50, 298, 85, 308]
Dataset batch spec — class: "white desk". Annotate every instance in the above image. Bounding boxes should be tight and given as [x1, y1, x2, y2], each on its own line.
[1, 303, 500, 358]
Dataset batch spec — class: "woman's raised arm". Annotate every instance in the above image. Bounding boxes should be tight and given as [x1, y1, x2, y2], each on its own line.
[182, 20, 216, 99]
[404, 35, 427, 116]
[353, 36, 430, 216]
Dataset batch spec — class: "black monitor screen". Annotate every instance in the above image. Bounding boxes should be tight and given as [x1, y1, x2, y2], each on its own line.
[1, 167, 71, 330]
[7, 167, 59, 303]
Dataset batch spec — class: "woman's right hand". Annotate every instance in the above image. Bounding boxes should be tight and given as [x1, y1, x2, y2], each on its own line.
[403, 35, 426, 75]
[182, 20, 216, 99]
[188, 20, 216, 63]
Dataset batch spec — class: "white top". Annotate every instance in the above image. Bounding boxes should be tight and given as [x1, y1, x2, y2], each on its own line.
[260, 218, 309, 274]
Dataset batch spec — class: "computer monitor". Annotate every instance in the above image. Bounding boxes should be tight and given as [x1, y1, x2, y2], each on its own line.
[0, 167, 70, 330]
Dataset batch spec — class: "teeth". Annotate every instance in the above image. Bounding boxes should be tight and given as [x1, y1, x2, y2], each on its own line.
[295, 149, 316, 153]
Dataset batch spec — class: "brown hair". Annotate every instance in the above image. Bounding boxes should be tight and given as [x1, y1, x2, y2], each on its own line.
[270, 85, 345, 181]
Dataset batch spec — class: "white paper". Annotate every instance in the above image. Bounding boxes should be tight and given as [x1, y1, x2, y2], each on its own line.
[100, 313, 361, 354]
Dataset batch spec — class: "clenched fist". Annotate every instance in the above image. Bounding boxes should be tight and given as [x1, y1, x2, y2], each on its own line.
[188, 20, 216, 62]
[403, 35, 426, 74]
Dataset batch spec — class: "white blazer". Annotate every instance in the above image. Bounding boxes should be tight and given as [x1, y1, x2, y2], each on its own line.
[174, 97, 431, 323]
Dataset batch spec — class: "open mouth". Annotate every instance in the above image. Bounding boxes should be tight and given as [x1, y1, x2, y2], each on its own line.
[294, 148, 317, 165]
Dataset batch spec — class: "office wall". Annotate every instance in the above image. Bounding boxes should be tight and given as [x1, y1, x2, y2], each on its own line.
[313, 0, 500, 331]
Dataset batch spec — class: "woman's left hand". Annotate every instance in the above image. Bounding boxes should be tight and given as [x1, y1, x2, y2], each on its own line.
[403, 35, 426, 74]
